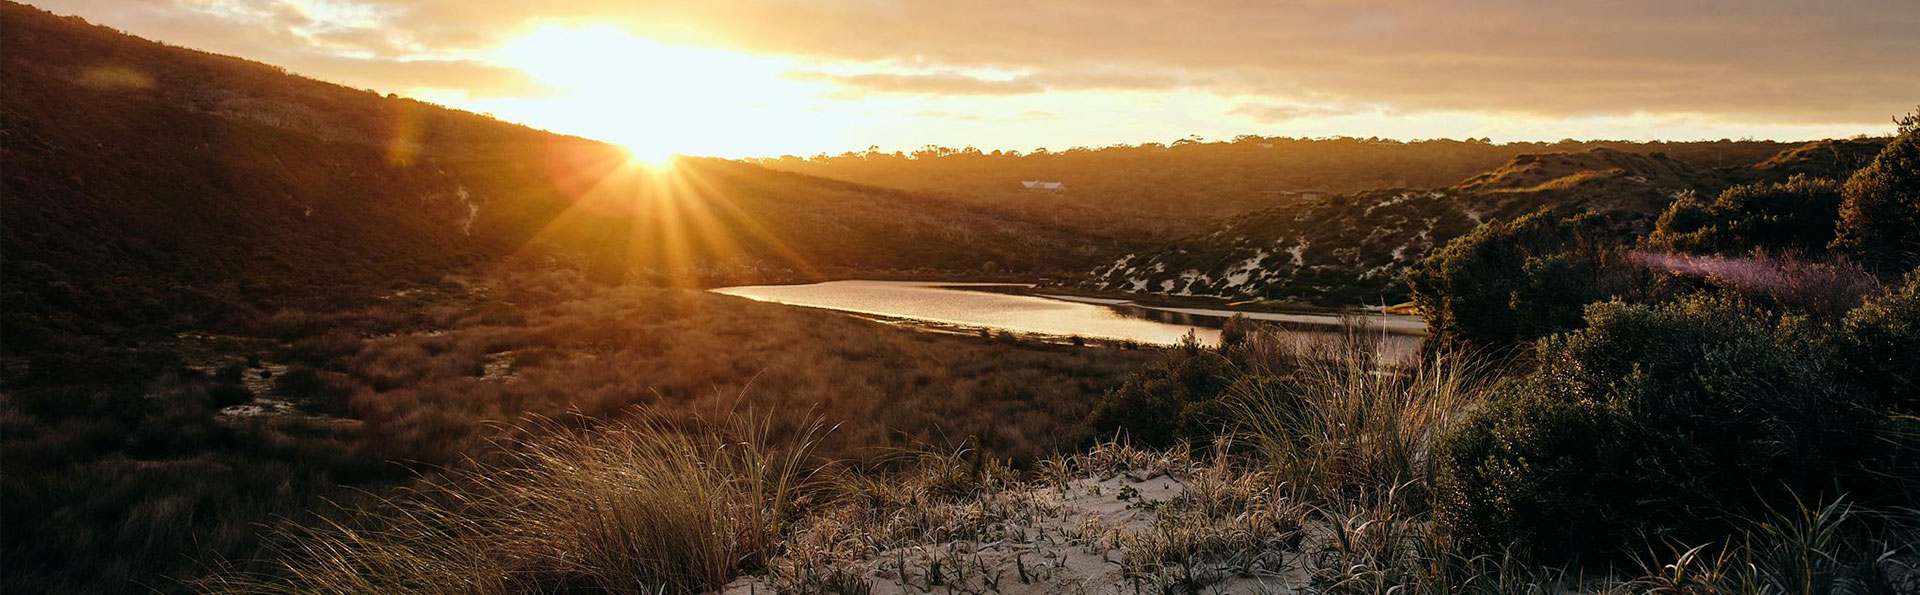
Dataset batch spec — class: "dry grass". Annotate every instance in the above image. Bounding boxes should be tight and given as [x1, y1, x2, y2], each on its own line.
[2, 267, 1153, 593]
[200, 410, 825, 594]
[1229, 322, 1492, 507]
[205, 325, 1920, 594]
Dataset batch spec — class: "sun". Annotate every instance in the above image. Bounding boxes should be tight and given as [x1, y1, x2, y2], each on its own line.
[619, 141, 679, 168]
[485, 25, 829, 159]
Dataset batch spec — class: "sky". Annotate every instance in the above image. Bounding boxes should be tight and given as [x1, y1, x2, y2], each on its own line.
[36, 0, 1920, 159]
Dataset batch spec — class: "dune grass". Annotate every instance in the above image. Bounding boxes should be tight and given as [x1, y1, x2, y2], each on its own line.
[200, 411, 825, 594]
[1227, 322, 1491, 508]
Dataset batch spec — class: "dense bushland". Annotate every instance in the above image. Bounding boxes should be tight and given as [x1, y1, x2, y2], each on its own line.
[1647, 175, 1847, 255]
[1437, 293, 1916, 563]
[1395, 112, 1920, 570]
[1082, 137, 1885, 305]
[1406, 211, 1636, 353]
[1071, 112, 1920, 585]
[0, 264, 1153, 593]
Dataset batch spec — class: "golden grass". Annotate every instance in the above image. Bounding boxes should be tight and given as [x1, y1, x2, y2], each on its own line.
[199, 410, 824, 594]
[1228, 322, 1492, 507]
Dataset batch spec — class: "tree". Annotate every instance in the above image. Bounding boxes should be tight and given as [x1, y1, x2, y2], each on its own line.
[1407, 211, 1623, 352]
[1832, 108, 1920, 275]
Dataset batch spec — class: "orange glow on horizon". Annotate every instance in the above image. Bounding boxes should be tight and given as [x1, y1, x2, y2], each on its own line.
[517, 141, 819, 284]
[481, 25, 832, 160]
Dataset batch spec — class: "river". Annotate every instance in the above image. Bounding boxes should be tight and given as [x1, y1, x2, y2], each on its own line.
[712, 280, 1424, 360]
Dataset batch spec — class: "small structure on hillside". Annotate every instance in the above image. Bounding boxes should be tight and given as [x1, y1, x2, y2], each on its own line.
[1021, 180, 1067, 192]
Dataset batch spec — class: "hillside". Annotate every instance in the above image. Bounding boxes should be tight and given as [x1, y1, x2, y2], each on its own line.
[1090, 143, 1883, 304]
[756, 137, 1807, 239]
[0, 1, 1111, 330]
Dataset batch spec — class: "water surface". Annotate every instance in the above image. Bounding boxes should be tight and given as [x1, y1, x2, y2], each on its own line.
[713, 281, 1425, 359]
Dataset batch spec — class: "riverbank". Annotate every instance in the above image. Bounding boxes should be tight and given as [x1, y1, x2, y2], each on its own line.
[956, 283, 1428, 336]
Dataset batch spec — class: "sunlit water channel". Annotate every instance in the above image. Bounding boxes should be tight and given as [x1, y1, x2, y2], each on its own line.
[712, 280, 1425, 361]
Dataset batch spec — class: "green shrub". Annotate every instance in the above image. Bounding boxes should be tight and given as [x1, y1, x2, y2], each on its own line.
[1086, 337, 1231, 447]
[1835, 270, 1920, 411]
[1407, 211, 1626, 353]
[1436, 295, 1904, 563]
[1647, 176, 1845, 256]
[1832, 120, 1920, 275]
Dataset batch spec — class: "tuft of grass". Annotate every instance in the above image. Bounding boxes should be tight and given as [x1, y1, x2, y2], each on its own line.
[199, 410, 826, 594]
[1229, 322, 1491, 508]
[1628, 498, 1920, 594]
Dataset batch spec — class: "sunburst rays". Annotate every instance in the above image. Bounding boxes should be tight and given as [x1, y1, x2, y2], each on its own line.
[511, 143, 820, 285]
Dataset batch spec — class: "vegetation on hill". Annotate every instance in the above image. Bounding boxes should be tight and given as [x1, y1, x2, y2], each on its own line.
[0, 1, 1113, 336]
[757, 137, 1810, 239]
[7, 2, 1920, 593]
[0, 5, 1135, 592]
[1072, 115, 1920, 589]
[1, 264, 1155, 593]
[1090, 140, 1886, 305]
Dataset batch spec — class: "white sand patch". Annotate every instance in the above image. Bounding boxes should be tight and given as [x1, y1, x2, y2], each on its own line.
[1363, 191, 1416, 216]
[723, 461, 1307, 595]
[481, 351, 516, 382]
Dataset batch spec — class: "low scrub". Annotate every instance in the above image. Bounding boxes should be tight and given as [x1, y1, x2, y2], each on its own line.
[1435, 294, 1917, 563]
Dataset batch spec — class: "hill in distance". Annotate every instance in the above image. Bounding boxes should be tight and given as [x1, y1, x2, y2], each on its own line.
[1089, 141, 1886, 305]
[757, 136, 1822, 240]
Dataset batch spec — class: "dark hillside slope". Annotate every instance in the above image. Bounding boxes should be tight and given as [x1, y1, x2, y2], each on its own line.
[1093, 143, 1881, 304]
[0, 2, 1104, 334]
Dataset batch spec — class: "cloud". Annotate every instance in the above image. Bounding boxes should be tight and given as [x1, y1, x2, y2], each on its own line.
[794, 68, 1189, 97]
[799, 72, 1045, 96]
[38, 0, 543, 97]
[1230, 102, 1361, 123]
[36, 0, 1920, 125]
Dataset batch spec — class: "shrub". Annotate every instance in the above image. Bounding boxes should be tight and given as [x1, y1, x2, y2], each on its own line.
[272, 365, 360, 414]
[206, 382, 253, 408]
[1407, 211, 1627, 353]
[278, 331, 362, 367]
[1086, 337, 1230, 447]
[1832, 118, 1920, 275]
[1435, 295, 1904, 563]
[1835, 269, 1920, 411]
[1647, 176, 1845, 256]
